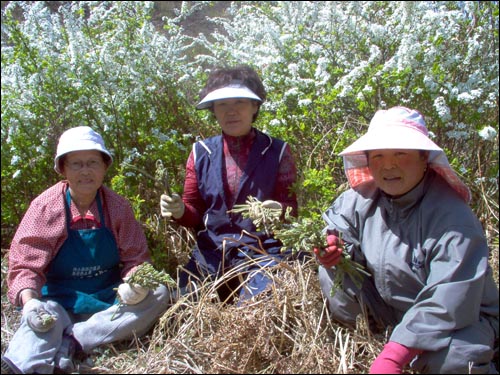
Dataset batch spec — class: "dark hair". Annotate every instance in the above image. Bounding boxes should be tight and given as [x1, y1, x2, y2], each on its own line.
[199, 65, 266, 122]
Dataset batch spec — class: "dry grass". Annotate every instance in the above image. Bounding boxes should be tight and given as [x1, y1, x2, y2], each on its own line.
[2, 241, 498, 374]
[1, 254, 390, 374]
[149, 257, 386, 374]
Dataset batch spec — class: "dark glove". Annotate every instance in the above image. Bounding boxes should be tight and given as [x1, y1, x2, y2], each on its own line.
[313, 233, 343, 268]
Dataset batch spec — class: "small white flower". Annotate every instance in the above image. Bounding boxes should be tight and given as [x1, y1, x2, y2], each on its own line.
[478, 126, 497, 141]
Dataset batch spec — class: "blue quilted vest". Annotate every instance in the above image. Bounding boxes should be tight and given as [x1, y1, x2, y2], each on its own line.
[193, 128, 287, 258]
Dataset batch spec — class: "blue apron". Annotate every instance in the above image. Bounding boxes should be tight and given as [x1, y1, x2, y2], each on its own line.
[41, 189, 121, 314]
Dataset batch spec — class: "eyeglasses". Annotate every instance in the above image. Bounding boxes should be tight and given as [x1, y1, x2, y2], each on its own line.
[65, 159, 104, 171]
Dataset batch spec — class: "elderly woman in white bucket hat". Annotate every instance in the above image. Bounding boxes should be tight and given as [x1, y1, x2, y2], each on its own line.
[2, 126, 172, 374]
[159, 65, 301, 304]
[313, 106, 499, 374]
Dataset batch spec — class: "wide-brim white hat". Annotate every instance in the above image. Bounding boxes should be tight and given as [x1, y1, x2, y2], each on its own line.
[54, 126, 112, 174]
[340, 106, 471, 202]
[196, 83, 262, 110]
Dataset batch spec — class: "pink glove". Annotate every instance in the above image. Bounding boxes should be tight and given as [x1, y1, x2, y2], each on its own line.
[313, 233, 343, 268]
[370, 341, 422, 374]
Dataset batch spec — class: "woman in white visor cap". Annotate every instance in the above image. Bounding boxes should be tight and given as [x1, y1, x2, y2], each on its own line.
[160, 65, 303, 304]
[313, 106, 499, 374]
[2, 126, 172, 374]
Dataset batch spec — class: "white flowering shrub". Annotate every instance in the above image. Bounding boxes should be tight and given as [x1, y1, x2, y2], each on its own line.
[1, 1, 202, 257]
[190, 1, 498, 225]
[2, 1, 498, 260]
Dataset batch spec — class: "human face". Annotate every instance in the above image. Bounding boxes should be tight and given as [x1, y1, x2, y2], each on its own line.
[367, 149, 428, 197]
[212, 98, 258, 137]
[62, 150, 108, 199]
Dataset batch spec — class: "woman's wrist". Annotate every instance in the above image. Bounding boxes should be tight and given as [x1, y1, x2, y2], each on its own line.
[19, 288, 39, 306]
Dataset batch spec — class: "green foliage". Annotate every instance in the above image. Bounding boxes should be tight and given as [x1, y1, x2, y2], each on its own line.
[126, 262, 176, 289]
[230, 195, 370, 297]
[2, 1, 498, 262]
[275, 216, 326, 254]
[1, 1, 198, 254]
[299, 167, 339, 216]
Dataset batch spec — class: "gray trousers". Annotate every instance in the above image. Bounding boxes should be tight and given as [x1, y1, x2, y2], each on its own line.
[318, 266, 498, 374]
[3, 285, 170, 374]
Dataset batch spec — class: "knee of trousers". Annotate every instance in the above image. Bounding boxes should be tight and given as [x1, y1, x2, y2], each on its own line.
[151, 284, 172, 305]
[318, 266, 361, 327]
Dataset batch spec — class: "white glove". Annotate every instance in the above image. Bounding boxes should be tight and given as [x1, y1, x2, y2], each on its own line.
[160, 193, 185, 219]
[23, 298, 57, 332]
[261, 200, 282, 211]
[117, 282, 150, 305]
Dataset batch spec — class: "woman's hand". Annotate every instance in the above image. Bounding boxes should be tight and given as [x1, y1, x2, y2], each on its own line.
[23, 299, 57, 332]
[313, 233, 343, 268]
[160, 193, 185, 219]
[370, 341, 422, 374]
[117, 282, 150, 305]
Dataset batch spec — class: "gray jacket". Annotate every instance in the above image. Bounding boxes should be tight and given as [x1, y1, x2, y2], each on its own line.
[323, 169, 499, 352]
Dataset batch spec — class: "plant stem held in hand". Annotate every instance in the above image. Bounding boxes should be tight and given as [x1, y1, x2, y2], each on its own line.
[111, 263, 176, 320]
[228, 196, 370, 296]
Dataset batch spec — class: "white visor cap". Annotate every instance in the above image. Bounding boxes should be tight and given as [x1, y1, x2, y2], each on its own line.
[54, 126, 112, 174]
[196, 84, 262, 110]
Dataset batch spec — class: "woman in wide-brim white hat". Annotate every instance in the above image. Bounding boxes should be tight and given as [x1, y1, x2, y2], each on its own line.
[313, 106, 498, 374]
[3, 126, 172, 374]
[339, 106, 470, 202]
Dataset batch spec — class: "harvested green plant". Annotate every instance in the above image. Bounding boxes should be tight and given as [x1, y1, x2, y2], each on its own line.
[230, 196, 285, 236]
[29, 310, 58, 332]
[229, 196, 370, 296]
[39, 312, 57, 327]
[111, 262, 176, 320]
[126, 262, 176, 290]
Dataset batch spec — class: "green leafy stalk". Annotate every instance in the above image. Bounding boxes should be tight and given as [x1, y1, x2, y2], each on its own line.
[273, 217, 325, 254]
[33, 311, 58, 331]
[275, 218, 370, 295]
[230, 196, 284, 236]
[228, 196, 370, 296]
[331, 251, 370, 296]
[154, 159, 173, 196]
[40, 312, 57, 327]
[126, 262, 176, 290]
[111, 263, 176, 320]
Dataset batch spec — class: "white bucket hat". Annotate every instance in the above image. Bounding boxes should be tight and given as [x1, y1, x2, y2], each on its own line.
[54, 126, 112, 174]
[196, 83, 262, 110]
[340, 106, 471, 202]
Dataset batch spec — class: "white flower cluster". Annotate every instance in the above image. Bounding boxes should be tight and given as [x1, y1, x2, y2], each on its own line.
[478, 126, 497, 142]
[1, 1, 498, 207]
